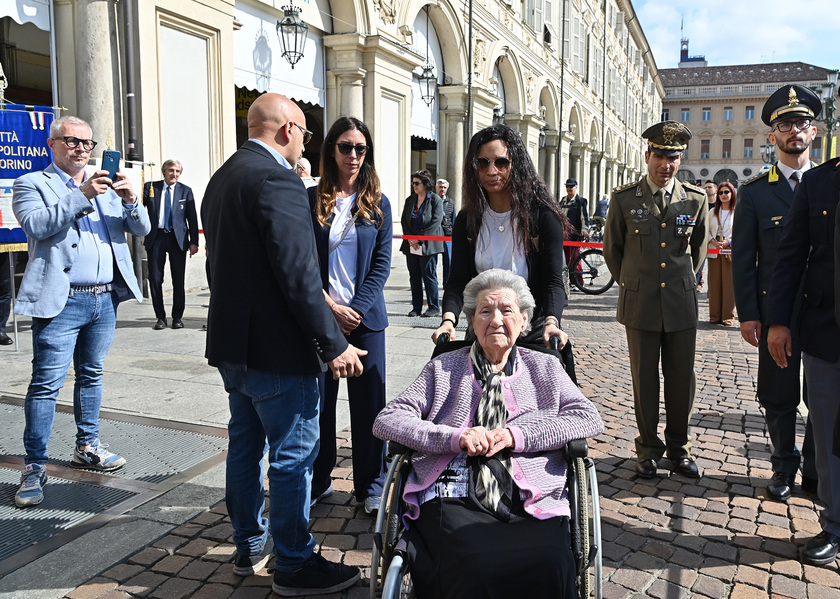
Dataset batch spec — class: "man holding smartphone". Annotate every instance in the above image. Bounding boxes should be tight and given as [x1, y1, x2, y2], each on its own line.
[142, 159, 199, 330]
[11, 116, 150, 508]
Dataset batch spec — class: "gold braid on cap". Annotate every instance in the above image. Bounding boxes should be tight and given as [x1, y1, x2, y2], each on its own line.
[648, 140, 686, 151]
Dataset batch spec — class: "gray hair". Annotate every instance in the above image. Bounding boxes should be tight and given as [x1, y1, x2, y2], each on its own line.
[436, 178, 449, 186]
[50, 116, 91, 139]
[463, 269, 535, 337]
[161, 159, 183, 174]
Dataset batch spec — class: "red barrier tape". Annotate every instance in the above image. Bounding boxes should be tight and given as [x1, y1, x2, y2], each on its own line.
[399, 235, 727, 254]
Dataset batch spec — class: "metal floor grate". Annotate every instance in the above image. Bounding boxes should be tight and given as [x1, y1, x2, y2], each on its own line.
[0, 397, 228, 576]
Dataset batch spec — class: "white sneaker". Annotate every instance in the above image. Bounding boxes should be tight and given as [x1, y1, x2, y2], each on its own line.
[15, 464, 47, 508]
[364, 496, 381, 514]
[71, 440, 126, 471]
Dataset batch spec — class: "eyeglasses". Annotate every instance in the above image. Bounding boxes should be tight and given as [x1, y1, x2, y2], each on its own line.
[55, 136, 97, 151]
[774, 119, 812, 133]
[474, 156, 511, 170]
[290, 122, 313, 145]
[717, 190, 731, 195]
[336, 142, 368, 156]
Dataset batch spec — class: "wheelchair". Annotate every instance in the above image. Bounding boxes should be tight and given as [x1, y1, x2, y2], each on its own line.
[370, 439, 602, 599]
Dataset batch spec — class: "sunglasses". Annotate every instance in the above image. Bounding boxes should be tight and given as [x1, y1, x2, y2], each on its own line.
[474, 156, 511, 170]
[290, 122, 313, 145]
[717, 190, 731, 195]
[336, 142, 368, 156]
[55, 136, 98, 151]
[412, 181, 423, 186]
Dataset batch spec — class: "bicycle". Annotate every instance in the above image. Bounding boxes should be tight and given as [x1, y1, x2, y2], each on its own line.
[568, 246, 615, 295]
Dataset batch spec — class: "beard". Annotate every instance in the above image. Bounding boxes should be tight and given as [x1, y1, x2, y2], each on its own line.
[776, 136, 810, 156]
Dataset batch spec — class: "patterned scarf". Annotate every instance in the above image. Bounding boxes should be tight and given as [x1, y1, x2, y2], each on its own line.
[469, 341, 518, 521]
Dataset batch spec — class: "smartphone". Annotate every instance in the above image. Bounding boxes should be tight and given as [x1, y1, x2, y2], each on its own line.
[101, 150, 121, 182]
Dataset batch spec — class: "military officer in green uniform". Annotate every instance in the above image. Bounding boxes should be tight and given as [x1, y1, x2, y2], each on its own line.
[603, 121, 708, 479]
[732, 84, 821, 502]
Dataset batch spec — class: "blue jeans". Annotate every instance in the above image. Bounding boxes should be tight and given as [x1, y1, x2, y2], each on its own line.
[219, 367, 320, 571]
[23, 289, 118, 465]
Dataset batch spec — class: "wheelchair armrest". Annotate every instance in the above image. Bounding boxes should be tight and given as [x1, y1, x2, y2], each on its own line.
[388, 441, 410, 456]
[566, 438, 589, 459]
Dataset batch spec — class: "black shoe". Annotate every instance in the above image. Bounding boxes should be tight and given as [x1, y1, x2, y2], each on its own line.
[153, 318, 167, 330]
[272, 551, 360, 596]
[233, 536, 274, 576]
[422, 308, 440, 318]
[767, 472, 794, 501]
[800, 531, 840, 566]
[672, 457, 700, 478]
[635, 458, 657, 478]
[407, 310, 420, 317]
[801, 475, 818, 495]
[0, 331, 12, 345]
[171, 318, 184, 329]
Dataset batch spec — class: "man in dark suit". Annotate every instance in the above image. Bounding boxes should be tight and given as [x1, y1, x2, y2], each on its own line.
[142, 159, 199, 330]
[559, 178, 590, 285]
[603, 121, 708, 479]
[766, 138, 840, 566]
[201, 93, 365, 595]
[732, 84, 821, 502]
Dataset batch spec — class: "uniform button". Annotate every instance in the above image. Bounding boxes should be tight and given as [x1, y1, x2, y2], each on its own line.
[622, 282, 626, 287]
[804, 293, 808, 298]
[660, 242, 666, 248]
[63, 267, 70, 272]
[634, 229, 639, 234]
[661, 223, 666, 228]
[774, 221, 779, 226]
[823, 211, 828, 216]
[661, 282, 666, 288]
[660, 263, 666, 268]
[762, 290, 767, 295]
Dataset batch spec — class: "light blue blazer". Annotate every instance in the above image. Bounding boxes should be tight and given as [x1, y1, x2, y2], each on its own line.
[12, 163, 151, 318]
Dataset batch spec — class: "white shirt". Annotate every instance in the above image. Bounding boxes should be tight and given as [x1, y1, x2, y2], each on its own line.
[474, 208, 528, 280]
[708, 208, 733, 259]
[775, 161, 811, 192]
[328, 193, 358, 306]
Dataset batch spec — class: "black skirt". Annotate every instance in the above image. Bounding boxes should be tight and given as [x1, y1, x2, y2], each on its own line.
[404, 497, 577, 599]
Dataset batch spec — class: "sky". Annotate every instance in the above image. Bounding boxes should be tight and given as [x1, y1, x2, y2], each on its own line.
[633, 0, 839, 72]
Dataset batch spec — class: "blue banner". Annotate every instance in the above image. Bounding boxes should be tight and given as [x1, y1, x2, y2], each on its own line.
[0, 105, 54, 243]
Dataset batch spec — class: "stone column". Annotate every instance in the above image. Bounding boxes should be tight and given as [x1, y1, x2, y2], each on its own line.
[543, 130, 559, 196]
[74, 0, 120, 146]
[333, 68, 367, 121]
[443, 111, 465, 209]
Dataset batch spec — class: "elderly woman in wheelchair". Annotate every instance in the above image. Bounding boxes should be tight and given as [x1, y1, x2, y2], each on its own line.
[372, 269, 604, 598]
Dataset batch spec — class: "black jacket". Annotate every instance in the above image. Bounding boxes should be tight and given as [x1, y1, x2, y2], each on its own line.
[201, 140, 347, 374]
[766, 157, 840, 362]
[442, 203, 567, 324]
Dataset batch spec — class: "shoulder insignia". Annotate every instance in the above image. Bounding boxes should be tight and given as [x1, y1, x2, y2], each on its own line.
[741, 170, 769, 186]
[613, 181, 637, 193]
[682, 181, 703, 193]
[810, 157, 839, 172]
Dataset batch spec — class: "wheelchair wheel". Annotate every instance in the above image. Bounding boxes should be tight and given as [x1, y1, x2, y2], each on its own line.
[372, 452, 411, 599]
[572, 456, 591, 598]
[382, 554, 415, 599]
[569, 249, 615, 295]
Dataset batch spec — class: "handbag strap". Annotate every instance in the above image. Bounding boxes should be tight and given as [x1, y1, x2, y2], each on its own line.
[329, 212, 357, 254]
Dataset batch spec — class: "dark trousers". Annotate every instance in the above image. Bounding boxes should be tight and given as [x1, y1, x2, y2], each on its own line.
[625, 326, 697, 460]
[757, 329, 817, 478]
[313, 323, 387, 501]
[442, 240, 452, 285]
[0, 252, 15, 333]
[406, 253, 439, 312]
[148, 232, 187, 320]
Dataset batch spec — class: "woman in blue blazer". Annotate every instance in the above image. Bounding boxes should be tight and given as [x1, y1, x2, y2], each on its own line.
[309, 117, 392, 514]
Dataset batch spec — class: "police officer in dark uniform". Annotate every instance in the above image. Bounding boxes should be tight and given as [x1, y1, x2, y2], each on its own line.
[603, 121, 708, 479]
[732, 84, 821, 502]
[765, 81, 840, 563]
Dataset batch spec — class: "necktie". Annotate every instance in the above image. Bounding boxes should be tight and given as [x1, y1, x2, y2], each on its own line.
[790, 172, 800, 194]
[655, 188, 666, 212]
[164, 186, 172, 231]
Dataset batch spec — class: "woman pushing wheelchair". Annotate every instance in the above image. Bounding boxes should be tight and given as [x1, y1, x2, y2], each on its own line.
[373, 269, 603, 598]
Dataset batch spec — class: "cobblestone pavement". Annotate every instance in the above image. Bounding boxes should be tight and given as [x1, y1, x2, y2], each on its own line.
[61, 287, 840, 599]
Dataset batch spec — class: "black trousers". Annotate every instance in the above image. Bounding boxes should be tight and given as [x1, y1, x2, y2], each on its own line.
[0, 252, 16, 333]
[757, 328, 816, 478]
[313, 323, 387, 501]
[148, 232, 187, 320]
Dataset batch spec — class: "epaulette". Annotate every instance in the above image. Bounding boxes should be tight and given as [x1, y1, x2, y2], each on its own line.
[682, 181, 704, 193]
[810, 156, 840, 172]
[613, 181, 636, 193]
[741, 170, 770, 186]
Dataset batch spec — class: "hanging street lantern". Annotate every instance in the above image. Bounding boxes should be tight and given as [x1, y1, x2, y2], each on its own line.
[419, 5, 436, 107]
[276, 3, 308, 69]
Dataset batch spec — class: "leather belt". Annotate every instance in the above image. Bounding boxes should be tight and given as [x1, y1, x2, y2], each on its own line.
[70, 283, 113, 294]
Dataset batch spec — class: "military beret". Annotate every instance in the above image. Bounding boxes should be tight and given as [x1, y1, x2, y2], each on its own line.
[641, 121, 692, 157]
[761, 84, 822, 126]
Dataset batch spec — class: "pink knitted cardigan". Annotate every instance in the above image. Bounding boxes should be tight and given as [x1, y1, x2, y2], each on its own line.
[372, 346, 604, 524]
